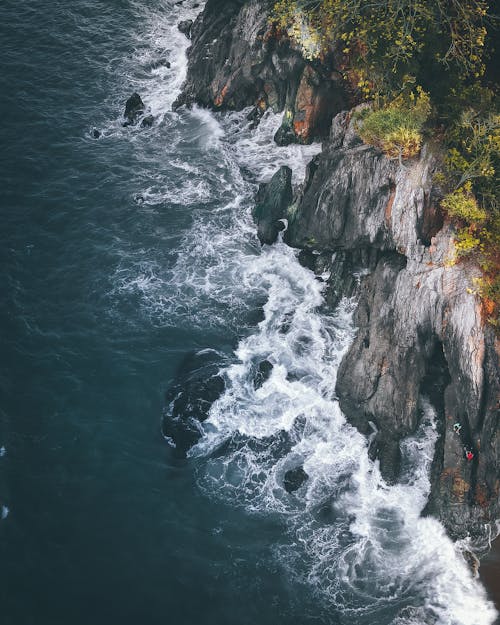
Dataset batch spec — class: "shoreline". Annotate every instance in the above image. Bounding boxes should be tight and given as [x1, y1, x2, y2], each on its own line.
[480, 537, 500, 621]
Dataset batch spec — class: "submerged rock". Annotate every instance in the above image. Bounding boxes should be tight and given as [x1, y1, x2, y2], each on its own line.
[123, 92, 145, 126]
[162, 349, 225, 454]
[149, 58, 171, 70]
[140, 115, 155, 128]
[253, 359, 273, 389]
[284, 467, 308, 493]
[252, 166, 292, 245]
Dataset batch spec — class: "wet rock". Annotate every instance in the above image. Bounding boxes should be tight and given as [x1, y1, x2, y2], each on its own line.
[285, 109, 499, 541]
[253, 360, 273, 389]
[140, 115, 155, 128]
[178, 19, 193, 38]
[174, 0, 346, 141]
[462, 549, 480, 577]
[284, 466, 308, 493]
[91, 128, 101, 139]
[149, 58, 171, 70]
[123, 92, 145, 126]
[274, 111, 296, 146]
[162, 349, 226, 454]
[252, 166, 292, 245]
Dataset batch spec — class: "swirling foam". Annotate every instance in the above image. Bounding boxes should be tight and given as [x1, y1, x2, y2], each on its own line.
[103, 2, 497, 622]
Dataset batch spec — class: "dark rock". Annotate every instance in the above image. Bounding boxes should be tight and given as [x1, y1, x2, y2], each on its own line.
[91, 128, 101, 139]
[149, 58, 171, 70]
[178, 19, 193, 38]
[140, 115, 155, 128]
[284, 109, 499, 540]
[123, 92, 145, 126]
[253, 360, 273, 389]
[173, 0, 346, 141]
[246, 100, 267, 129]
[284, 466, 308, 493]
[274, 113, 297, 146]
[162, 349, 226, 454]
[252, 166, 293, 245]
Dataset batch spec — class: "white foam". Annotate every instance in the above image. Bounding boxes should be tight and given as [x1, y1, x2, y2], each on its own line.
[222, 108, 322, 183]
[1, 505, 9, 520]
[0, 446, 6, 457]
[103, 3, 498, 622]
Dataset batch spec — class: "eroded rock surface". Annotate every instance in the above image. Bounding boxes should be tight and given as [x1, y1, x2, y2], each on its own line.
[286, 111, 500, 542]
[174, 0, 347, 144]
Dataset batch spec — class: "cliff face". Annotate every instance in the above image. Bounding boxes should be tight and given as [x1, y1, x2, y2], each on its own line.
[288, 112, 500, 544]
[178, 0, 500, 545]
[175, 0, 347, 144]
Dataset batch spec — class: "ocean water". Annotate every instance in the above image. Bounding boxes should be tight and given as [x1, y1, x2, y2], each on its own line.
[0, 1, 497, 624]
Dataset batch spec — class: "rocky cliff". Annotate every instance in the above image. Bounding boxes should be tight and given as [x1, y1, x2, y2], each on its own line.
[176, 0, 499, 546]
[174, 0, 347, 144]
[286, 112, 500, 545]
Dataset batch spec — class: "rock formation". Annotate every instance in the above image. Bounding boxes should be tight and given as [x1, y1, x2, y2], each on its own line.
[173, 0, 499, 546]
[174, 0, 347, 144]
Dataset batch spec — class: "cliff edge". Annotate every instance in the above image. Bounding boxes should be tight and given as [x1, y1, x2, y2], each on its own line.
[176, 0, 500, 547]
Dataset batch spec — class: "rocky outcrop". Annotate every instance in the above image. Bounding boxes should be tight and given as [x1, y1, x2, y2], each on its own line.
[253, 165, 292, 244]
[162, 349, 225, 455]
[174, 0, 347, 143]
[285, 111, 500, 543]
[123, 92, 145, 126]
[176, 0, 499, 546]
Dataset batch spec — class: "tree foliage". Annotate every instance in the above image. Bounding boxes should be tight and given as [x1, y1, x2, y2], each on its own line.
[272, 0, 491, 99]
[273, 0, 499, 326]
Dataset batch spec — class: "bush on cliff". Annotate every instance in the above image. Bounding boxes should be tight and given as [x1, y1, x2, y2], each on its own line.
[440, 111, 500, 326]
[355, 89, 430, 161]
[273, 0, 499, 329]
[272, 0, 489, 101]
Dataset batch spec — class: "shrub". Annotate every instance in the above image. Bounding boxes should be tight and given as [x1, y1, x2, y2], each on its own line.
[441, 187, 487, 224]
[356, 89, 430, 161]
[454, 228, 481, 257]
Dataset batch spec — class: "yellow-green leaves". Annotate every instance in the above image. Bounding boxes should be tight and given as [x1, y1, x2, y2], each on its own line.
[355, 89, 430, 160]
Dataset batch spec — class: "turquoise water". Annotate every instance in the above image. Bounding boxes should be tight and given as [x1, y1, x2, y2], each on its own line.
[0, 1, 496, 624]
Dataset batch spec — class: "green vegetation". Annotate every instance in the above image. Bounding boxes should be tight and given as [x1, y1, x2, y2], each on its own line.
[272, 0, 499, 328]
[355, 89, 430, 161]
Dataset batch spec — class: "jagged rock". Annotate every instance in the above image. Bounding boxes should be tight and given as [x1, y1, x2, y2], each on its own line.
[140, 115, 155, 128]
[162, 350, 225, 454]
[284, 466, 308, 493]
[178, 19, 193, 38]
[252, 166, 292, 244]
[173, 0, 346, 141]
[177, 0, 500, 549]
[123, 92, 145, 126]
[286, 110, 500, 542]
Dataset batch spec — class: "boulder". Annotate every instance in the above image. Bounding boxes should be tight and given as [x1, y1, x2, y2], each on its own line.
[123, 92, 145, 126]
[252, 166, 292, 245]
[178, 19, 193, 38]
[140, 115, 155, 128]
[253, 360, 273, 389]
[162, 350, 226, 454]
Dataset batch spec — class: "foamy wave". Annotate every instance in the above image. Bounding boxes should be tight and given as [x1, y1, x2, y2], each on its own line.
[101, 2, 497, 622]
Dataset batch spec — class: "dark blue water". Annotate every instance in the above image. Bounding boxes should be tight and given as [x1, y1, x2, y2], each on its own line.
[0, 1, 496, 624]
